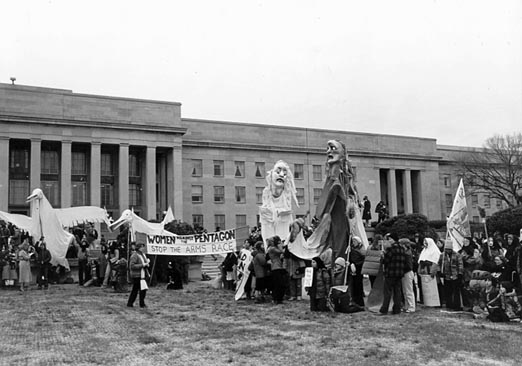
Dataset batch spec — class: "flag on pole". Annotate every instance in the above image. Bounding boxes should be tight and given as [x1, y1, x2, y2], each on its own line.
[446, 179, 471, 252]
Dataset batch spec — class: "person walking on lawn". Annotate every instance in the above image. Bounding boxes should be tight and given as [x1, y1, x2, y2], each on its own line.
[127, 242, 150, 308]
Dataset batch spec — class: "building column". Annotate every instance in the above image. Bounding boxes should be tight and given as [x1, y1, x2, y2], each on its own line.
[418, 171, 428, 216]
[403, 169, 413, 214]
[90, 142, 101, 207]
[167, 144, 183, 220]
[387, 169, 398, 217]
[30, 139, 41, 192]
[0, 137, 9, 211]
[118, 144, 129, 214]
[145, 146, 157, 220]
[61, 141, 72, 208]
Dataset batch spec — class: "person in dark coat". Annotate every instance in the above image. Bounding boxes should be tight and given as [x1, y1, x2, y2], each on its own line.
[166, 261, 183, 290]
[379, 233, 409, 315]
[362, 196, 372, 227]
[36, 238, 52, 289]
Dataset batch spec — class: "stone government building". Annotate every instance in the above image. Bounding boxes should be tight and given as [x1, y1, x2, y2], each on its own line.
[0, 83, 501, 233]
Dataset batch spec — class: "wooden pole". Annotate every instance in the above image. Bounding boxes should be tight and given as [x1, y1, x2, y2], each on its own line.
[149, 255, 158, 286]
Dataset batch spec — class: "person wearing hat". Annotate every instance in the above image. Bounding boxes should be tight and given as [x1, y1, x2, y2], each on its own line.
[333, 257, 347, 286]
[127, 242, 150, 308]
[438, 239, 464, 311]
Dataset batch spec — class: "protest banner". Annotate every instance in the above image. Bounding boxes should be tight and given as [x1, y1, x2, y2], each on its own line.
[145, 228, 238, 256]
[234, 248, 253, 301]
[447, 179, 471, 252]
[303, 267, 313, 288]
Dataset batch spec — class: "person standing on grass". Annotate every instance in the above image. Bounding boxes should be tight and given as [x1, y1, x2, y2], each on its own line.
[127, 242, 150, 308]
[18, 241, 33, 292]
[251, 241, 269, 303]
[266, 235, 287, 304]
[379, 232, 408, 315]
[36, 238, 52, 289]
[306, 257, 332, 312]
[438, 239, 464, 311]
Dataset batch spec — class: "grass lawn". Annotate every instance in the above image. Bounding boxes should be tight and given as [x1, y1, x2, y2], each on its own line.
[0, 282, 521, 366]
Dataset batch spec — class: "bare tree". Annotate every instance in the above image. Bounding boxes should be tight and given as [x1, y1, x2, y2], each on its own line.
[457, 133, 522, 207]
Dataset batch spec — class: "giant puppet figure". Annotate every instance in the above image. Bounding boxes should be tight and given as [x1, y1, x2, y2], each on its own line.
[288, 140, 360, 261]
[259, 160, 299, 249]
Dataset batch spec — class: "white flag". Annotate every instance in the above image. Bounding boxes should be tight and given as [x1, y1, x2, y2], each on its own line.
[447, 179, 471, 252]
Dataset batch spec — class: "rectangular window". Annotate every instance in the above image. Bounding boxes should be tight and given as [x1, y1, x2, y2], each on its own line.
[193, 214, 204, 229]
[191, 159, 202, 177]
[234, 161, 245, 178]
[443, 175, 451, 188]
[313, 188, 322, 205]
[8, 180, 29, 205]
[214, 186, 225, 203]
[129, 153, 141, 177]
[41, 150, 59, 174]
[296, 188, 305, 205]
[101, 153, 113, 176]
[71, 152, 87, 175]
[236, 214, 247, 227]
[294, 164, 304, 180]
[496, 199, 502, 209]
[256, 187, 264, 205]
[42, 181, 59, 207]
[213, 160, 224, 177]
[484, 195, 490, 208]
[312, 165, 322, 181]
[129, 183, 142, 206]
[101, 183, 114, 206]
[445, 194, 453, 215]
[255, 162, 265, 178]
[10, 149, 29, 171]
[235, 186, 246, 203]
[191, 185, 203, 203]
[471, 194, 478, 207]
[72, 181, 87, 206]
[215, 214, 225, 231]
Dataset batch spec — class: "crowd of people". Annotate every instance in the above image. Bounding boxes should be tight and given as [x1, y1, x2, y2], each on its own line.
[218, 226, 522, 323]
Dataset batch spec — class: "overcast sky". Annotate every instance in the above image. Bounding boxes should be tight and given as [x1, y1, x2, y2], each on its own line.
[2, 0, 521, 147]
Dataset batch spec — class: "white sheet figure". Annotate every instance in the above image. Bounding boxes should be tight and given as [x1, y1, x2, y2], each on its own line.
[258, 160, 298, 249]
[0, 188, 111, 269]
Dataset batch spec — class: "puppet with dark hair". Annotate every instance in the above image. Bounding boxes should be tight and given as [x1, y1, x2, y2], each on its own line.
[288, 140, 360, 262]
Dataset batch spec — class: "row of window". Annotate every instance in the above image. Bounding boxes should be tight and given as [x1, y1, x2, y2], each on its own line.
[444, 193, 503, 215]
[191, 160, 324, 181]
[9, 148, 143, 207]
[191, 185, 323, 205]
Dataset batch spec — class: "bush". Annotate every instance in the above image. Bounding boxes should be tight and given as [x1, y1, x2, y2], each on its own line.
[375, 213, 431, 239]
[428, 220, 447, 230]
[486, 206, 522, 236]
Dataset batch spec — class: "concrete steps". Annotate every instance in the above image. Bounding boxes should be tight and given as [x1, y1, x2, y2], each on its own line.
[201, 254, 225, 279]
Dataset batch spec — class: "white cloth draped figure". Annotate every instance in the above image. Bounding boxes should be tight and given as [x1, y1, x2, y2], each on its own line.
[259, 160, 298, 249]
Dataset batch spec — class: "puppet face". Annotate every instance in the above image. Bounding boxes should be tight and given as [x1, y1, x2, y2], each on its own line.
[326, 140, 344, 165]
[271, 161, 288, 189]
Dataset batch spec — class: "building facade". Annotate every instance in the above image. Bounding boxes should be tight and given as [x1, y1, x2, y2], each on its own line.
[0, 83, 500, 233]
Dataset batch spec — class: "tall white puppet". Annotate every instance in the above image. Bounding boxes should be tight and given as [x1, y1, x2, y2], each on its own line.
[259, 160, 299, 249]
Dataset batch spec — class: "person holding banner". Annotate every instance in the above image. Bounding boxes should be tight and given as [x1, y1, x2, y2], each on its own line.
[127, 242, 150, 308]
[306, 257, 332, 312]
